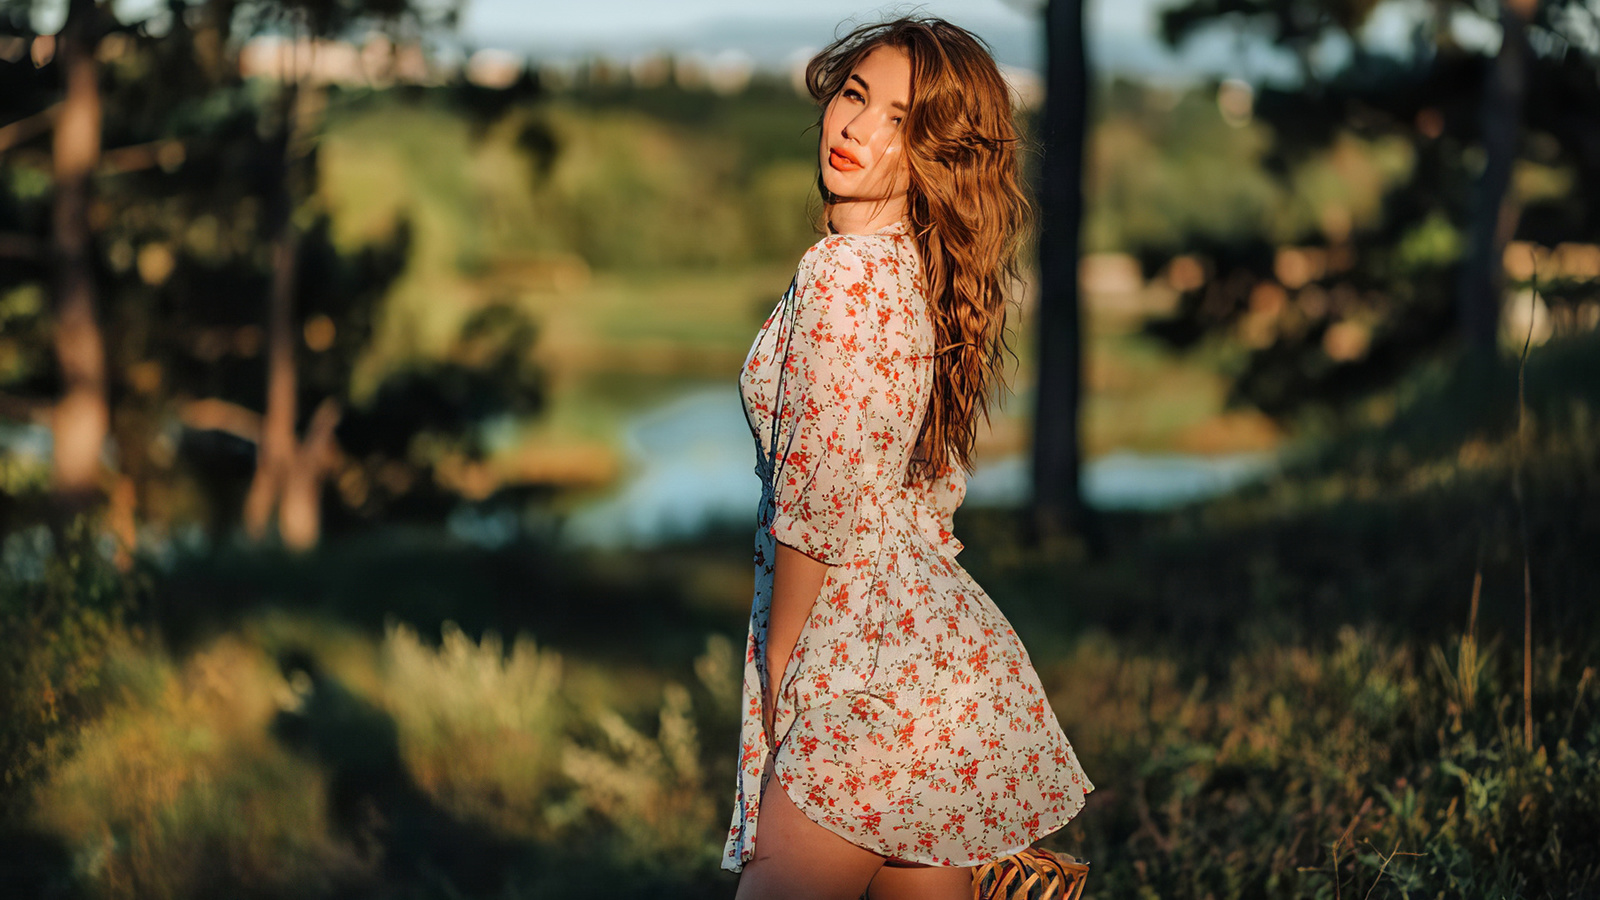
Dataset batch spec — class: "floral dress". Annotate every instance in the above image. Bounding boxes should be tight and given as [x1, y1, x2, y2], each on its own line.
[722, 219, 1093, 872]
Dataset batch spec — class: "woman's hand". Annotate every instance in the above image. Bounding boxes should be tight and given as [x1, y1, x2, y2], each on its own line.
[764, 540, 830, 748]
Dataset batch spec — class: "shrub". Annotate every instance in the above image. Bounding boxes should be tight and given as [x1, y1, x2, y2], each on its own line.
[0, 520, 142, 812]
[554, 636, 734, 877]
[1042, 627, 1600, 899]
[380, 618, 565, 838]
[26, 632, 367, 900]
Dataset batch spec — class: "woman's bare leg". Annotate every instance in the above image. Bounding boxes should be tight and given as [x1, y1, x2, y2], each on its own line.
[865, 862, 972, 900]
[734, 774, 884, 900]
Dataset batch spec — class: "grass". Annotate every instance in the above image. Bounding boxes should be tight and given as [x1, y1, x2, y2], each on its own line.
[1036, 625, 1599, 898]
[2, 335, 1596, 899]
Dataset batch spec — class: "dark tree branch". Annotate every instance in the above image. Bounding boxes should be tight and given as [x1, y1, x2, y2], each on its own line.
[0, 102, 62, 155]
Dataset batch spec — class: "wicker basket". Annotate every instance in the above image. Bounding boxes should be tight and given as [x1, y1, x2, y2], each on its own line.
[970, 847, 1090, 900]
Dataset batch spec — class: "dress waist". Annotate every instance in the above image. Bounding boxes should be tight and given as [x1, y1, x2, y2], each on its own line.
[755, 452, 960, 561]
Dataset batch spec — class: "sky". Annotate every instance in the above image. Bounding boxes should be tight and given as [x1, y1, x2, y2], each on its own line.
[455, 0, 1160, 73]
[451, 0, 1441, 83]
[62, 0, 1465, 84]
[459, 0, 1057, 40]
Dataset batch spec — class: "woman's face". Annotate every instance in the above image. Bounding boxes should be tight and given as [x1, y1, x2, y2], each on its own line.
[819, 44, 912, 205]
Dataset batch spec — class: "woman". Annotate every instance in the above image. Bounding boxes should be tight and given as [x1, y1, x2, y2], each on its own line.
[726, 17, 1093, 900]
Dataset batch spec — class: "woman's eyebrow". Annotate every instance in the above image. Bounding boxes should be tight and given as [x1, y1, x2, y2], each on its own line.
[849, 72, 906, 110]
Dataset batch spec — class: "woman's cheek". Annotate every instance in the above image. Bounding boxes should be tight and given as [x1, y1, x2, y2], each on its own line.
[886, 148, 911, 195]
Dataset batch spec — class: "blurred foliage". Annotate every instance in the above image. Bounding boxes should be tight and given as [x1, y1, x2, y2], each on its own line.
[0, 8, 556, 543]
[525, 91, 820, 270]
[25, 628, 361, 900]
[1081, 79, 1404, 256]
[0, 28, 831, 540]
[15, 608, 736, 899]
[1136, 0, 1600, 420]
[0, 518, 143, 814]
[380, 619, 563, 837]
[318, 79, 820, 277]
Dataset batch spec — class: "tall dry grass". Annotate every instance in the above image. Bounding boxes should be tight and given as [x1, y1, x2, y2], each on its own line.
[17, 611, 742, 898]
[380, 619, 564, 838]
[1040, 625, 1599, 898]
[27, 634, 369, 899]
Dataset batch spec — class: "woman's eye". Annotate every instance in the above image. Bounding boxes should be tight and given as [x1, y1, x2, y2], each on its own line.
[843, 88, 863, 102]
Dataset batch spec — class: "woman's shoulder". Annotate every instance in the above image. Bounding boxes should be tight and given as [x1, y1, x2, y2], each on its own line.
[795, 225, 915, 288]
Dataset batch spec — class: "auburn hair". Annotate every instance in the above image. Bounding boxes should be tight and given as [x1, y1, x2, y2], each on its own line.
[805, 16, 1031, 485]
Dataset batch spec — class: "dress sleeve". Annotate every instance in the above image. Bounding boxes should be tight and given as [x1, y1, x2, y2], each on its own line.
[912, 460, 967, 557]
[768, 237, 891, 566]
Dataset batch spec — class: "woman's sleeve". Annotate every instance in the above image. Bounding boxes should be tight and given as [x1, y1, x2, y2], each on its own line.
[768, 238, 891, 566]
[913, 461, 968, 557]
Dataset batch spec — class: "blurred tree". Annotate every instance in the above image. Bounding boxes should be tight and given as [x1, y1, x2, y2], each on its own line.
[1146, 0, 1599, 417]
[1, 0, 550, 553]
[0, 0, 113, 511]
[1159, 0, 1386, 86]
[48, 0, 108, 510]
[235, 0, 463, 549]
[1031, 0, 1104, 553]
[1456, 0, 1539, 352]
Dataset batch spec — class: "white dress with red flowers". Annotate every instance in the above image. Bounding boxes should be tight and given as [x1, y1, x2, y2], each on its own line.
[721, 219, 1093, 872]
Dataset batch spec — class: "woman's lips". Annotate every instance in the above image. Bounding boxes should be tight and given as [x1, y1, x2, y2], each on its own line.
[829, 147, 863, 171]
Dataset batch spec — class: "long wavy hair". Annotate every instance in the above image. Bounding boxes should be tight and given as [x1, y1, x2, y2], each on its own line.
[806, 16, 1031, 485]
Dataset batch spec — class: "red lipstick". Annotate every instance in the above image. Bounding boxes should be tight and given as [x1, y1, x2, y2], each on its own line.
[829, 147, 863, 171]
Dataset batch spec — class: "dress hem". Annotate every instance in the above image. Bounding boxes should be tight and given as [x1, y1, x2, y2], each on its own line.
[718, 755, 1094, 872]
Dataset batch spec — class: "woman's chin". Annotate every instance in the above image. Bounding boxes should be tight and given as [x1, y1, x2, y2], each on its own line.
[822, 183, 887, 204]
[821, 171, 856, 198]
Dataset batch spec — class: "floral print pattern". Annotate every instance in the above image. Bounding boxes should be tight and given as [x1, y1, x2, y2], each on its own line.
[722, 220, 1093, 872]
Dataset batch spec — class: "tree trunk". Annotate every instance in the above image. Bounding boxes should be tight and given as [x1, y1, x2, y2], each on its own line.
[1031, 0, 1102, 554]
[242, 199, 299, 540]
[50, 0, 108, 508]
[243, 67, 301, 542]
[1456, 0, 1539, 353]
[278, 397, 340, 551]
[194, 0, 240, 83]
[243, 66, 336, 550]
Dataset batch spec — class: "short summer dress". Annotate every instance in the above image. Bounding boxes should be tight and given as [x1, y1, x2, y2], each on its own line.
[722, 219, 1093, 872]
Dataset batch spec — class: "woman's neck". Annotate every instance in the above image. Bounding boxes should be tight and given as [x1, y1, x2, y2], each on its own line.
[827, 196, 907, 235]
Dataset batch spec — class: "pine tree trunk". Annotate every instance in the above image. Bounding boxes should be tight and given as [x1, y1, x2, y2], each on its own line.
[50, 0, 108, 508]
[1456, 0, 1539, 353]
[243, 71, 300, 542]
[243, 69, 335, 550]
[1031, 0, 1102, 554]
[242, 206, 298, 540]
[278, 398, 340, 551]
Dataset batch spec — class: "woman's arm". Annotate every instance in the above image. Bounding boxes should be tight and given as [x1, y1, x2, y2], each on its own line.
[764, 540, 830, 746]
[761, 236, 889, 746]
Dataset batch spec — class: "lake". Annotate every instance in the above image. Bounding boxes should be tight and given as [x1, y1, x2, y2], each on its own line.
[557, 386, 1277, 550]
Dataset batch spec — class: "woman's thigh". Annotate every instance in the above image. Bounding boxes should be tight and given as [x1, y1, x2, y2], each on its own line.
[866, 861, 972, 900]
[734, 775, 884, 900]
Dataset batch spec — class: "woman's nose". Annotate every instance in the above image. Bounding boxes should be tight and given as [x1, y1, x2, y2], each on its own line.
[840, 109, 877, 144]
[840, 112, 860, 143]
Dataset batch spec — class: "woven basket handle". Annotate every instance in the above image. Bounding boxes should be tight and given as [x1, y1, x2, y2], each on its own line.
[969, 848, 1089, 900]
